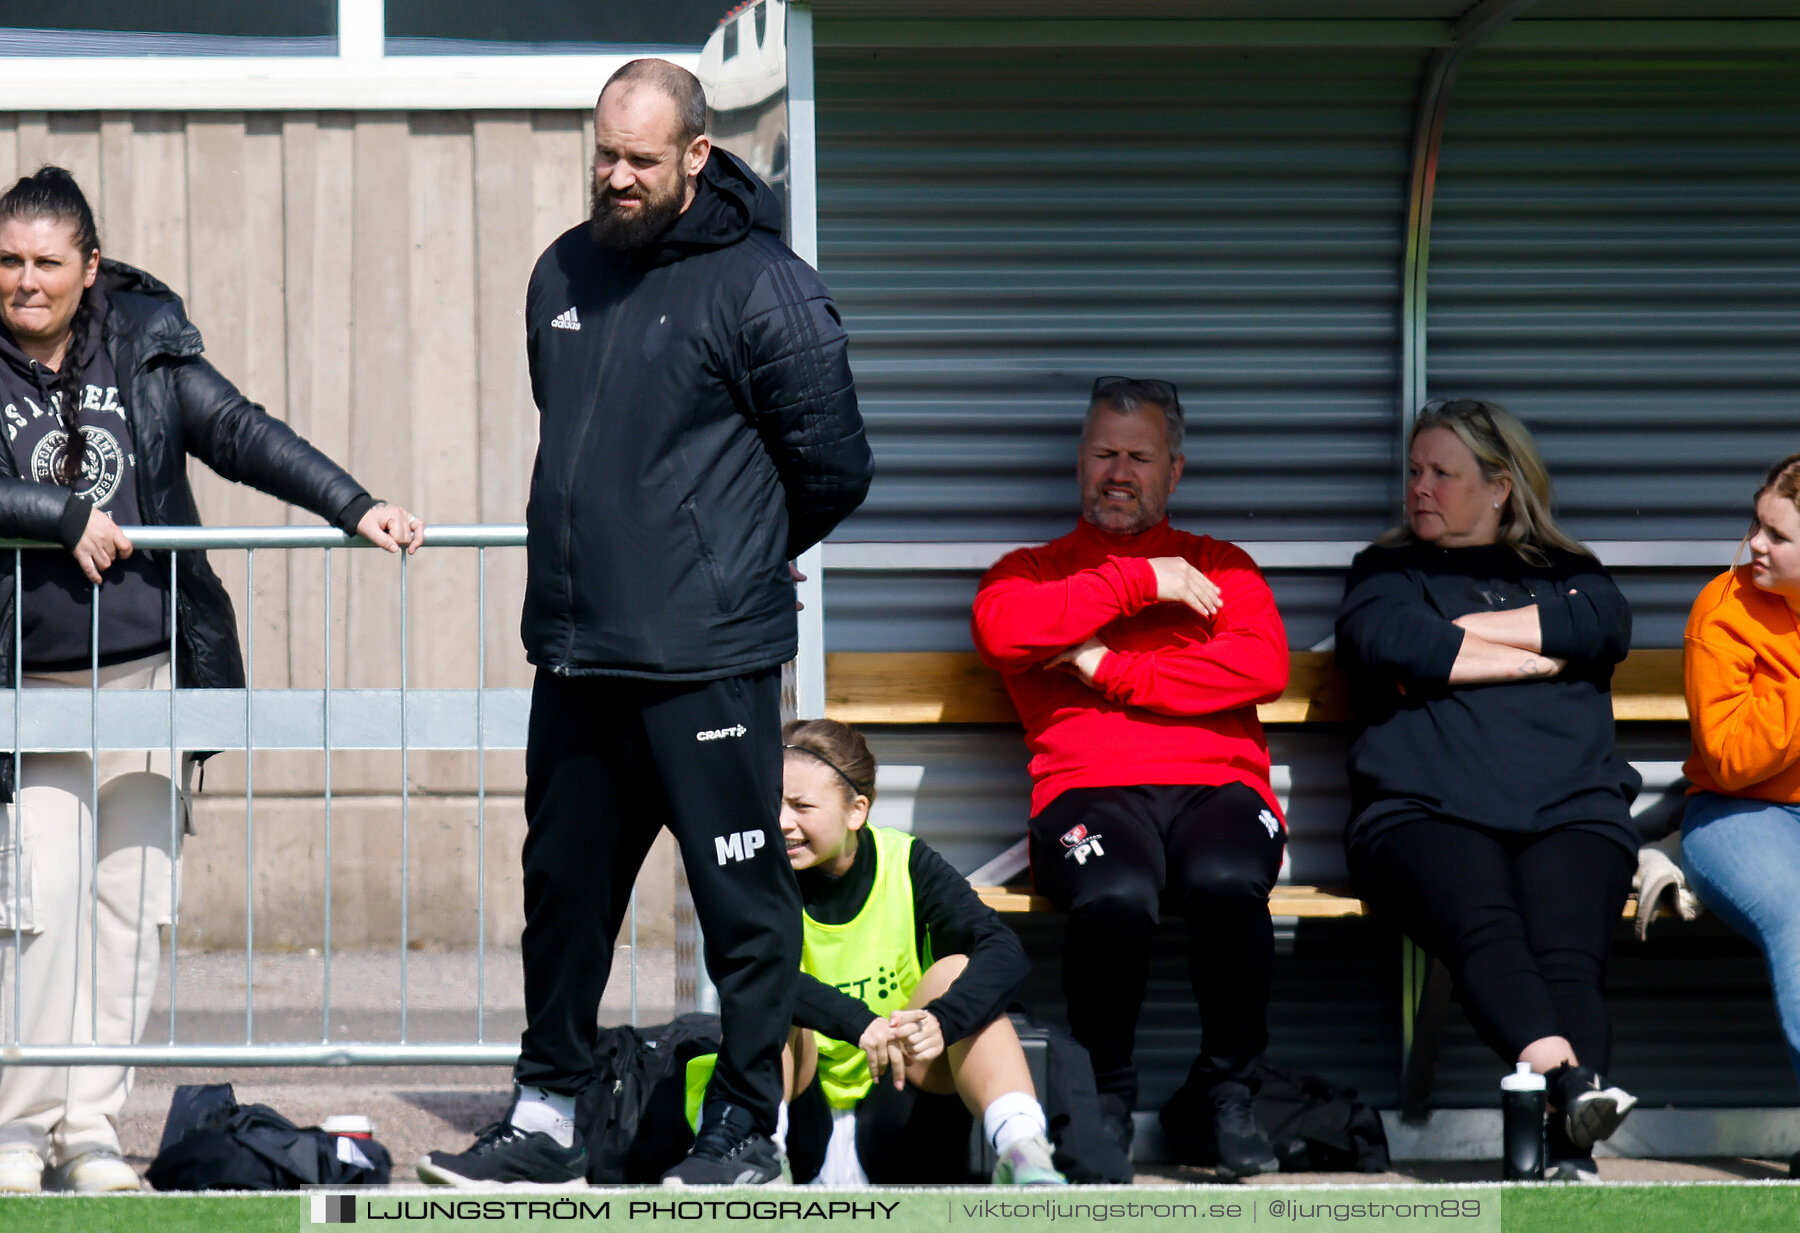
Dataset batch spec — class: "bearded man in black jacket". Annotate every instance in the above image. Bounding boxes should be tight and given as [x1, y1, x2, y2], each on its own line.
[422, 59, 871, 1189]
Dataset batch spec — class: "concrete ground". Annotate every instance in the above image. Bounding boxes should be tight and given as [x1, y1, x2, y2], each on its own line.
[102, 950, 1795, 1188]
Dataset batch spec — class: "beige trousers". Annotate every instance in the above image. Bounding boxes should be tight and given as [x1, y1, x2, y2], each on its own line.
[0, 653, 187, 1162]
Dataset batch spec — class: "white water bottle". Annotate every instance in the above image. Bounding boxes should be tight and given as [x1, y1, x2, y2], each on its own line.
[1500, 1063, 1545, 1180]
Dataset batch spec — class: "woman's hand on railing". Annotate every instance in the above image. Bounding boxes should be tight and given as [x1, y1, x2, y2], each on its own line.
[73, 506, 134, 583]
[356, 503, 426, 555]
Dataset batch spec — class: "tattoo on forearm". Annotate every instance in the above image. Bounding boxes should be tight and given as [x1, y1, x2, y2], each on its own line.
[1517, 656, 1551, 677]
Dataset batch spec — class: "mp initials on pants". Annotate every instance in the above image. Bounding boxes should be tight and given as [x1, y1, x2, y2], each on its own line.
[715, 829, 766, 865]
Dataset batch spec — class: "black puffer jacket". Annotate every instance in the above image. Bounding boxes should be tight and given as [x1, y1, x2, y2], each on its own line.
[0, 261, 375, 788]
[522, 149, 871, 679]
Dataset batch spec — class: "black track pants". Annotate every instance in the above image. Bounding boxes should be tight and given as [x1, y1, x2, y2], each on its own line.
[1349, 815, 1634, 1073]
[1027, 782, 1286, 1105]
[513, 666, 800, 1134]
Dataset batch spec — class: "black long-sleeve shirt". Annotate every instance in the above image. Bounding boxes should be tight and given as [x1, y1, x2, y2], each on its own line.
[1334, 541, 1640, 856]
[793, 831, 1029, 1048]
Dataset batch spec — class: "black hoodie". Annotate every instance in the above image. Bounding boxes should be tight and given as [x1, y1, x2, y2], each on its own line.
[1334, 541, 1641, 857]
[0, 285, 169, 667]
[521, 149, 871, 679]
[0, 260, 377, 796]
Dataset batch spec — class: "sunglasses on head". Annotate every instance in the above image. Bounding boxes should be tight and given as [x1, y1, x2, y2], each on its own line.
[1092, 375, 1179, 404]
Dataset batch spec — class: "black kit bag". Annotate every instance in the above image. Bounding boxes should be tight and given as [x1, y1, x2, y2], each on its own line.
[1159, 1059, 1390, 1173]
[576, 1013, 723, 1183]
[1027, 1017, 1134, 1183]
[147, 1083, 392, 1191]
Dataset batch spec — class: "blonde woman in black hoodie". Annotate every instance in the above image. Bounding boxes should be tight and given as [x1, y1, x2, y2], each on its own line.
[1334, 399, 1636, 1182]
[0, 167, 421, 1194]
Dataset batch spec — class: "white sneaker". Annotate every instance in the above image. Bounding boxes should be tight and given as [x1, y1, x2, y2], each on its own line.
[0, 1143, 45, 1193]
[51, 1148, 141, 1193]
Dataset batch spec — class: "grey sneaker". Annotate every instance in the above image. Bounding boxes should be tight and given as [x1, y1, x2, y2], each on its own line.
[661, 1103, 789, 1187]
[0, 1143, 44, 1193]
[49, 1148, 140, 1193]
[991, 1134, 1066, 1185]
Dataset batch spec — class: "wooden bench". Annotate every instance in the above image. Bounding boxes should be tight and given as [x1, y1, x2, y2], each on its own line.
[826, 647, 1689, 1120]
[825, 647, 1687, 727]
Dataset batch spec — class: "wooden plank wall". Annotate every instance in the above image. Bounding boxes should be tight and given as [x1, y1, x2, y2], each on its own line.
[0, 111, 673, 950]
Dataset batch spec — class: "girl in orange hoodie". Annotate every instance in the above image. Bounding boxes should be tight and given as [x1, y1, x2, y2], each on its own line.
[1681, 453, 1800, 1094]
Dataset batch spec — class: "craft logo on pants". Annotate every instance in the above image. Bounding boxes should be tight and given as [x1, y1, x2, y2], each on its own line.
[311, 1194, 356, 1224]
[716, 829, 766, 865]
[1060, 824, 1104, 866]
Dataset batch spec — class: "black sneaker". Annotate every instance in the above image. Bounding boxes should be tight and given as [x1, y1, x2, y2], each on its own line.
[418, 1119, 588, 1188]
[1210, 1082, 1280, 1179]
[661, 1103, 789, 1187]
[1097, 1093, 1136, 1165]
[1547, 1064, 1637, 1152]
[1544, 1116, 1600, 1183]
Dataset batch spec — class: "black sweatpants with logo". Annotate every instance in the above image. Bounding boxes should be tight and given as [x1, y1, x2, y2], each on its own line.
[1026, 782, 1286, 1107]
[514, 666, 801, 1135]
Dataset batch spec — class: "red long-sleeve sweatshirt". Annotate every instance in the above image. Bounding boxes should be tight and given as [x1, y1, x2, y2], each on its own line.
[971, 518, 1289, 819]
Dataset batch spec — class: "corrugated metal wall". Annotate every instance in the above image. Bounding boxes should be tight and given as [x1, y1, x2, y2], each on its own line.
[1431, 49, 1800, 544]
[815, 42, 1421, 655]
[815, 43, 1420, 549]
[819, 29, 1800, 1113]
[1429, 46, 1800, 649]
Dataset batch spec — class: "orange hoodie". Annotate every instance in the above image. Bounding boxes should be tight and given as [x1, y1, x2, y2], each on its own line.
[1684, 566, 1800, 801]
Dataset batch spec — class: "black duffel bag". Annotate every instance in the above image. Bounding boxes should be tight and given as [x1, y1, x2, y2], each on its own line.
[147, 1084, 392, 1191]
[1160, 1059, 1391, 1174]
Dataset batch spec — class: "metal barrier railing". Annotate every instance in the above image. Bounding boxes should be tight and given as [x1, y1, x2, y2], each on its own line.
[0, 524, 673, 1067]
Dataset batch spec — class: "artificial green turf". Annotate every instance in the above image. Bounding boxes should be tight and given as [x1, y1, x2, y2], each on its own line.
[1504, 1184, 1797, 1233]
[4, 1185, 1797, 1233]
[0, 1194, 293, 1232]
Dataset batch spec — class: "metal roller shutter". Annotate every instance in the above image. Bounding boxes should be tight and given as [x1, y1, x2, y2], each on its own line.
[813, 37, 1424, 650]
[1429, 46, 1800, 643]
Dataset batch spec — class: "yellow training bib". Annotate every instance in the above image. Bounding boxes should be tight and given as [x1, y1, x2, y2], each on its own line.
[802, 826, 930, 1108]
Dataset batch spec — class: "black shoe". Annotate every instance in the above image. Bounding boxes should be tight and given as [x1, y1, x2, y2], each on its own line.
[1097, 1093, 1136, 1164]
[1547, 1064, 1637, 1152]
[1210, 1082, 1280, 1178]
[661, 1103, 789, 1187]
[418, 1119, 588, 1188]
[1543, 1117, 1600, 1183]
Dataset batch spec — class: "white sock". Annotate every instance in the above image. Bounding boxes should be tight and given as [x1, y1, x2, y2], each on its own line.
[774, 1100, 790, 1153]
[984, 1091, 1048, 1155]
[510, 1085, 577, 1148]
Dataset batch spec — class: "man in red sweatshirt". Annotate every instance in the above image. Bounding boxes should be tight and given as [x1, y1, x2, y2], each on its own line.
[970, 377, 1289, 1177]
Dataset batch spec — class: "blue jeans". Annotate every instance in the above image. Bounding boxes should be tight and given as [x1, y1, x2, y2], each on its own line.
[1681, 791, 1800, 1085]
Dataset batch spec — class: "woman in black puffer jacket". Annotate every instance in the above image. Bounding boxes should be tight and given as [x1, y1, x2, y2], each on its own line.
[0, 166, 422, 1195]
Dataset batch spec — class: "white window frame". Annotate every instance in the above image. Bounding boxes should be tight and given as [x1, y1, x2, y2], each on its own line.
[0, 0, 699, 110]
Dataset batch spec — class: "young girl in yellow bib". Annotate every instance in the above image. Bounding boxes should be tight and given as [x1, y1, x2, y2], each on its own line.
[775, 719, 1065, 1185]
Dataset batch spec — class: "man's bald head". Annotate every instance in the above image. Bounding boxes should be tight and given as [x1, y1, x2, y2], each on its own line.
[600, 58, 708, 149]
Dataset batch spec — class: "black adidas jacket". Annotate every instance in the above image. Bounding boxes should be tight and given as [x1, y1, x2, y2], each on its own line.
[521, 150, 871, 679]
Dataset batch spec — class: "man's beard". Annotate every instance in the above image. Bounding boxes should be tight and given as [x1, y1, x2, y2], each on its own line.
[590, 177, 687, 251]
